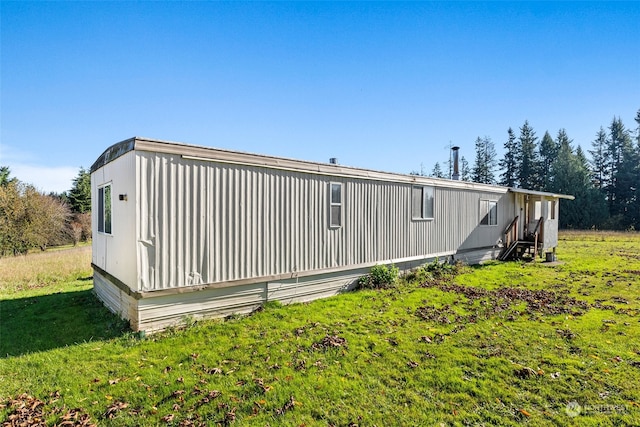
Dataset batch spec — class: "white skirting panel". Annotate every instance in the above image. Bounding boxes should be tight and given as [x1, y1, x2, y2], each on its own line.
[93, 247, 501, 333]
[453, 247, 502, 265]
[93, 270, 139, 330]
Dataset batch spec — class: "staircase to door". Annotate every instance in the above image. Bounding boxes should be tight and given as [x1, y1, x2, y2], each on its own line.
[499, 216, 544, 261]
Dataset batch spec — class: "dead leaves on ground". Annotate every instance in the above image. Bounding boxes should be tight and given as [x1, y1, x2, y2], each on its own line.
[415, 282, 593, 345]
[103, 400, 128, 419]
[420, 281, 590, 320]
[310, 334, 348, 351]
[2, 393, 96, 427]
[274, 395, 297, 416]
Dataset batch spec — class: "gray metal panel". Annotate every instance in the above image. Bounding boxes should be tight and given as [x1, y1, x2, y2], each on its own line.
[136, 150, 512, 292]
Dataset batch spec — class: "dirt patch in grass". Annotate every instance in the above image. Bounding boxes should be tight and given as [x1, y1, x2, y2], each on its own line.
[419, 280, 590, 320]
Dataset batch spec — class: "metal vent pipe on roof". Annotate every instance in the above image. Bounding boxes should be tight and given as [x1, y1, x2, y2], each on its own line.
[451, 146, 460, 180]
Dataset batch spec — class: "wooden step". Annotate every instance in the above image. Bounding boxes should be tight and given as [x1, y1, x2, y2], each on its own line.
[499, 240, 535, 261]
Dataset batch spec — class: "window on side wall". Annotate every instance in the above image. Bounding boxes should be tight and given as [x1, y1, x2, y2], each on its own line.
[412, 186, 434, 220]
[480, 199, 498, 226]
[98, 184, 112, 234]
[329, 182, 342, 228]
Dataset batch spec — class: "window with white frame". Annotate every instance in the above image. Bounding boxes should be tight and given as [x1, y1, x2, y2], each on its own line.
[98, 184, 112, 234]
[480, 199, 498, 226]
[329, 182, 342, 227]
[412, 186, 434, 220]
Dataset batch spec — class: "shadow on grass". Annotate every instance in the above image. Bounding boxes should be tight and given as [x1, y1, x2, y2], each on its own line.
[0, 283, 130, 358]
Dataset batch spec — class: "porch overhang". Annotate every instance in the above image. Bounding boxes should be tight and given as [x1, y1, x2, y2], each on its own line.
[508, 188, 575, 200]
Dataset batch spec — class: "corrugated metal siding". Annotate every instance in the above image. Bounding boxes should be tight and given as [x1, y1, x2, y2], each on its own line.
[136, 151, 510, 292]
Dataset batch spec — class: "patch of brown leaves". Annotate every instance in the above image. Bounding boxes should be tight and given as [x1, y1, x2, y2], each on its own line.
[2, 393, 96, 427]
[311, 335, 348, 351]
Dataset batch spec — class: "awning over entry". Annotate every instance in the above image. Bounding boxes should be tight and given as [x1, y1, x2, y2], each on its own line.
[508, 188, 575, 200]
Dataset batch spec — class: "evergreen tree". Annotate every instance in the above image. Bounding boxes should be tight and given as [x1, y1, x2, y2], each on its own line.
[460, 156, 470, 182]
[614, 129, 639, 229]
[550, 141, 606, 229]
[0, 167, 16, 187]
[635, 108, 640, 147]
[538, 131, 559, 191]
[430, 162, 445, 178]
[410, 163, 427, 176]
[471, 136, 497, 184]
[498, 127, 518, 187]
[606, 117, 633, 219]
[517, 121, 539, 190]
[68, 167, 91, 213]
[588, 127, 609, 190]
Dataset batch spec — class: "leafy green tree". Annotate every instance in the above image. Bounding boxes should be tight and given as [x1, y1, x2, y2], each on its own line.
[538, 131, 559, 192]
[517, 121, 539, 190]
[0, 180, 27, 255]
[68, 167, 91, 213]
[498, 127, 518, 187]
[471, 136, 497, 184]
[0, 180, 70, 255]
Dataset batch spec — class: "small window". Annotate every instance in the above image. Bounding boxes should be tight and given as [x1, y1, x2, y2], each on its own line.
[98, 184, 112, 234]
[412, 186, 434, 220]
[534, 200, 542, 220]
[329, 183, 342, 227]
[480, 200, 498, 226]
[549, 200, 556, 220]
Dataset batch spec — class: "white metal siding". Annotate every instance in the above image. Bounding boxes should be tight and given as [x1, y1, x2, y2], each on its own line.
[91, 151, 137, 289]
[135, 151, 510, 292]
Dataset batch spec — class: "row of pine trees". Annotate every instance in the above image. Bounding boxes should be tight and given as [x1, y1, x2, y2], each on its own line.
[425, 110, 640, 230]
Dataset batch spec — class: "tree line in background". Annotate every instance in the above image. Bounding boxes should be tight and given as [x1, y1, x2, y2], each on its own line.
[420, 110, 640, 230]
[0, 167, 91, 256]
[1, 110, 638, 255]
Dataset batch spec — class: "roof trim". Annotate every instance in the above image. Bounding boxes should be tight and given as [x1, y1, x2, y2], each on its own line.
[90, 137, 516, 194]
[90, 137, 136, 173]
[508, 187, 575, 200]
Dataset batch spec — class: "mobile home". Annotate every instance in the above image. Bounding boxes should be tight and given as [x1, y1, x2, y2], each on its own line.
[91, 137, 572, 332]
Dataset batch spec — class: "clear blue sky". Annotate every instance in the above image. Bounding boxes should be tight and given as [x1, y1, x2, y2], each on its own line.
[1, 1, 639, 193]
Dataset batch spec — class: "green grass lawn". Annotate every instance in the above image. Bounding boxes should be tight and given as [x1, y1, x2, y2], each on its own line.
[1, 233, 639, 426]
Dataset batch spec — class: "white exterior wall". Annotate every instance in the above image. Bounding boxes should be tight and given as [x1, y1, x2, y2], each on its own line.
[134, 150, 510, 292]
[92, 151, 137, 290]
